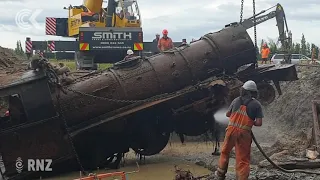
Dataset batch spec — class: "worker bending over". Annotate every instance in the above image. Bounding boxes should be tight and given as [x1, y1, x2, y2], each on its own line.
[158, 29, 174, 52]
[123, 49, 136, 61]
[261, 43, 270, 64]
[215, 80, 263, 180]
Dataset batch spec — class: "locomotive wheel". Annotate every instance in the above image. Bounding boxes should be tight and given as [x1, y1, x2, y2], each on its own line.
[130, 124, 170, 156]
[257, 83, 276, 105]
[175, 113, 210, 136]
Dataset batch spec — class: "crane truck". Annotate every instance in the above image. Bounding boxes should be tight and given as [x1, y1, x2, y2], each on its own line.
[25, 0, 184, 70]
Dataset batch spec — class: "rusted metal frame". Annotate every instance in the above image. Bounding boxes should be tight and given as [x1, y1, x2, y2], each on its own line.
[172, 97, 212, 115]
[312, 100, 320, 153]
[69, 88, 198, 137]
[108, 68, 128, 97]
[0, 77, 46, 97]
[144, 59, 162, 89]
[72, 70, 101, 81]
[0, 115, 59, 134]
[201, 34, 221, 60]
[173, 47, 195, 78]
[69, 97, 174, 137]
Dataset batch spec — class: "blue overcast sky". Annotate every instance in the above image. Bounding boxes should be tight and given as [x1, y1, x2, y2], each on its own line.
[0, 0, 319, 49]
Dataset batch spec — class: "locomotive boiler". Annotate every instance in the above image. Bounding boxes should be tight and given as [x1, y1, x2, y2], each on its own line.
[0, 24, 297, 179]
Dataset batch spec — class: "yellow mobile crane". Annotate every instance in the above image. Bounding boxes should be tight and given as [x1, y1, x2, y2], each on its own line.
[41, 0, 143, 69]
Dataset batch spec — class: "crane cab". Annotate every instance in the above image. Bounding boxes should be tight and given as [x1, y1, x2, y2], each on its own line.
[113, 0, 142, 28]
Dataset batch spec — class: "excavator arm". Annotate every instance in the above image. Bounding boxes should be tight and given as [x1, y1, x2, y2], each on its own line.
[225, 3, 292, 63]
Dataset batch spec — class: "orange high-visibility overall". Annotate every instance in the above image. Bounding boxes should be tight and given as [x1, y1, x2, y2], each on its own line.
[217, 99, 254, 180]
[158, 37, 173, 51]
[261, 48, 270, 59]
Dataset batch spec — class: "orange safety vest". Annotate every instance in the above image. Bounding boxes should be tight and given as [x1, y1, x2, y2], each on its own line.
[228, 98, 254, 131]
[4, 110, 9, 117]
[158, 37, 173, 51]
[261, 48, 270, 59]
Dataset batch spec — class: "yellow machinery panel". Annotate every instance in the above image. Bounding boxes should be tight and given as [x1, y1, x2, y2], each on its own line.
[112, 15, 127, 28]
[69, 8, 83, 17]
[83, 0, 103, 13]
[126, 20, 141, 27]
[68, 14, 82, 37]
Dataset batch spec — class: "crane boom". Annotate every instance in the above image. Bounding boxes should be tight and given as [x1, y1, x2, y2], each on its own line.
[225, 3, 292, 63]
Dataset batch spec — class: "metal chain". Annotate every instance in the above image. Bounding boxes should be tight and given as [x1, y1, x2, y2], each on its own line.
[240, 0, 244, 23]
[63, 85, 198, 104]
[56, 92, 87, 175]
[253, 0, 258, 66]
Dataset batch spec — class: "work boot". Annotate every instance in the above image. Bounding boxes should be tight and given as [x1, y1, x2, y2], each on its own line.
[212, 147, 220, 156]
[213, 170, 226, 180]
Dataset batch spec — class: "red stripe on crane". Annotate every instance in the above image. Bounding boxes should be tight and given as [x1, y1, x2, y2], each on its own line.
[25, 41, 32, 53]
[46, 18, 56, 35]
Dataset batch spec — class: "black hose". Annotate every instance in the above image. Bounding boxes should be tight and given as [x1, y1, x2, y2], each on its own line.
[251, 131, 320, 175]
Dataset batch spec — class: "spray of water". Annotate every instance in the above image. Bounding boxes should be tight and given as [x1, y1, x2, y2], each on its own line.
[213, 107, 229, 125]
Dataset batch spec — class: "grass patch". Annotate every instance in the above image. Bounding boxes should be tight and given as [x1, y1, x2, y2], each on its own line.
[49, 59, 112, 71]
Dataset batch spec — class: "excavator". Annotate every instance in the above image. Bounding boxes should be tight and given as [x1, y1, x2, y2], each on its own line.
[225, 3, 292, 63]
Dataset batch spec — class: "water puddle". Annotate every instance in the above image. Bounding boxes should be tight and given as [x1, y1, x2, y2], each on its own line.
[45, 142, 214, 180]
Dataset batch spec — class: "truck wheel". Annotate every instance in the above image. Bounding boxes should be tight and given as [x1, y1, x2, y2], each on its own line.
[130, 124, 170, 156]
[257, 83, 276, 105]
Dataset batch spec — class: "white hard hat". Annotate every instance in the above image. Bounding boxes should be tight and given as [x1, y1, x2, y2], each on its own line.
[242, 80, 258, 92]
[127, 49, 133, 55]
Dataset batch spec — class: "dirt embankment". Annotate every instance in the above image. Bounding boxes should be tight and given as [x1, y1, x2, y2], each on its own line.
[262, 67, 320, 150]
[0, 46, 26, 74]
[0, 46, 28, 113]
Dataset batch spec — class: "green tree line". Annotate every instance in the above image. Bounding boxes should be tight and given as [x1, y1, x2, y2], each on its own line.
[260, 34, 319, 59]
[14, 40, 24, 56]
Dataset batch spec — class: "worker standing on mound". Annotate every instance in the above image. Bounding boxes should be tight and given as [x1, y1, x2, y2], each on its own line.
[158, 29, 174, 52]
[215, 80, 263, 180]
[261, 43, 270, 64]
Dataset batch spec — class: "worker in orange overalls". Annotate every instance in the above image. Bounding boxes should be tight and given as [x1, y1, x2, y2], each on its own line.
[215, 80, 263, 180]
[261, 43, 270, 64]
[158, 29, 174, 52]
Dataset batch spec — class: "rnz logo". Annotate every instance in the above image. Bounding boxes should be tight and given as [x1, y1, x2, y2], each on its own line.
[16, 157, 52, 173]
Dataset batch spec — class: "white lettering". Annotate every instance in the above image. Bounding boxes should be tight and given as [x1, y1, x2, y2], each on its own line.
[255, 16, 269, 24]
[27, 159, 35, 171]
[45, 159, 53, 171]
[92, 32, 132, 40]
[36, 159, 45, 171]
[27, 159, 53, 172]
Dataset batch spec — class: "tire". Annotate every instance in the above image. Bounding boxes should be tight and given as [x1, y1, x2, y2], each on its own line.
[257, 83, 276, 105]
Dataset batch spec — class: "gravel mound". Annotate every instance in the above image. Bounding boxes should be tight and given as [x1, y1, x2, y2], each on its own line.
[0, 46, 27, 73]
[261, 67, 320, 152]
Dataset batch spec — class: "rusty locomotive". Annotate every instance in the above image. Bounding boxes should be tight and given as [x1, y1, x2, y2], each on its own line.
[0, 24, 297, 179]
